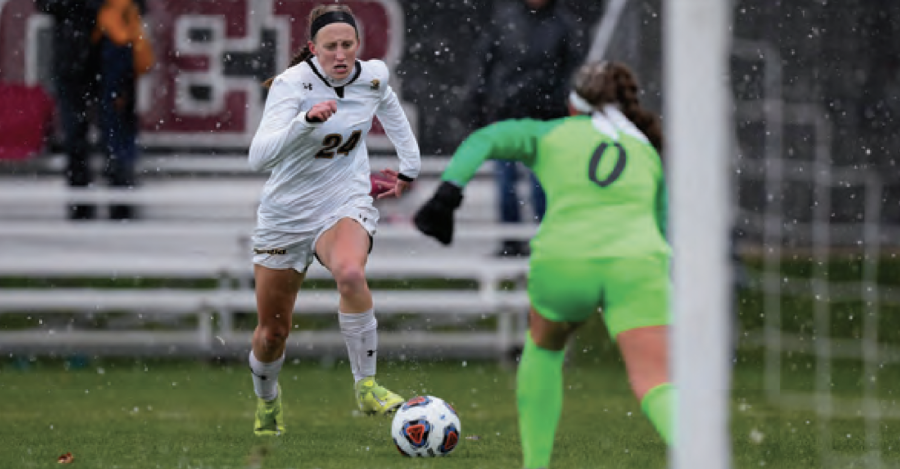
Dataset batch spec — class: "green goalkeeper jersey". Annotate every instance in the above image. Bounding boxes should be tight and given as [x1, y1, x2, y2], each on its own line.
[442, 114, 670, 260]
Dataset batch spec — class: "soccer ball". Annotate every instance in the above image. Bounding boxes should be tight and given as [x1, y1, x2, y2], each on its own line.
[391, 395, 461, 457]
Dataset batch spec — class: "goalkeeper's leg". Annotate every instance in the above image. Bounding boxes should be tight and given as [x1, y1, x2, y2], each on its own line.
[618, 325, 674, 445]
[517, 308, 580, 469]
[605, 257, 674, 445]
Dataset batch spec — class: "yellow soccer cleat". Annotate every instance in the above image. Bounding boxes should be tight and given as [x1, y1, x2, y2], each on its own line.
[355, 377, 404, 416]
[253, 385, 284, 436]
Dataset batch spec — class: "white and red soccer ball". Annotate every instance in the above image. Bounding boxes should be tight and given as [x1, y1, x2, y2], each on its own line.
[391, 395, 461, 457]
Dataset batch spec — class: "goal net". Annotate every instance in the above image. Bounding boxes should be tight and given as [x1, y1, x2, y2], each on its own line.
[731, 31, 898, 469]
[598, 1, 900, 468]
[730, 2, 900, 467]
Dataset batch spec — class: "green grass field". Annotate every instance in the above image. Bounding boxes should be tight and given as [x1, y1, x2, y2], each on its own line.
[2, 350, 899, 469]
[4, 256, 900, 468]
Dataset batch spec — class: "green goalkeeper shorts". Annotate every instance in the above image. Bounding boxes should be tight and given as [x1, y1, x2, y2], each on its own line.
[527, 256, 671, 338]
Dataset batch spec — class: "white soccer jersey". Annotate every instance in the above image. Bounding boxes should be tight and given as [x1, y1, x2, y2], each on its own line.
[248, 56, 420, 235]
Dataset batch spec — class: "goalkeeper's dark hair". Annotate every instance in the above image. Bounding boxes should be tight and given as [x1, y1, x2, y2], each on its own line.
[572, 61, 663, 153]
[262, 4, 357, 89]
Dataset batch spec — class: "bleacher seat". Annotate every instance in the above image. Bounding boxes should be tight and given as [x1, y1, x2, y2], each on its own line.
[0, 155, 543, 360]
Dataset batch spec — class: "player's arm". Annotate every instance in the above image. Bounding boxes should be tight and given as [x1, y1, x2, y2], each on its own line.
[374, 63, 420, 182]
[248, 76, 318, 172]
[441, 119, 543, 187]
[414, 119, 546, 245]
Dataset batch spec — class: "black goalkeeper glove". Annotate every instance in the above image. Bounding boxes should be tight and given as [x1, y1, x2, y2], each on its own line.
[414, 181, 464, 246]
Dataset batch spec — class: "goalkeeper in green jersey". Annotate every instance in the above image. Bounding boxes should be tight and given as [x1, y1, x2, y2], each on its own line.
[414, 61, 673, 469]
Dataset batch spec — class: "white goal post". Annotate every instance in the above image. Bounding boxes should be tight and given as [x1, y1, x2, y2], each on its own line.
[665, 1, 734, 469]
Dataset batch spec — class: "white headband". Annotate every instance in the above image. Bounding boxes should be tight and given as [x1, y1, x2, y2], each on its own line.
[568, 90, 595, 114]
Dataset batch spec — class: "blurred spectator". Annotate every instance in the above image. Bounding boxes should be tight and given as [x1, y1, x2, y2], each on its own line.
[36, 0, 150, 220]
[36, 0, 104, 219]
[462, 0, 585, 257]
[94, 0, 151, 220]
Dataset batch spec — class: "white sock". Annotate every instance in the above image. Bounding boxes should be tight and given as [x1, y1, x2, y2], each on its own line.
[339, 308, 378, 383]
[249, 350, 284, 401]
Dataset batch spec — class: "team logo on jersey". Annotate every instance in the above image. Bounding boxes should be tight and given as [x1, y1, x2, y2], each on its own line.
[370, 79, 380, 91]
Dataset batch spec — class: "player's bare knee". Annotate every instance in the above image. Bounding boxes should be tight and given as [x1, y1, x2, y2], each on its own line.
[333, 263, 367, 296]
[259, 324, 290, 348]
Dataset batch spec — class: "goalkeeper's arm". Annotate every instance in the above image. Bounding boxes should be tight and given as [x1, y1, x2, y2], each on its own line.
[414, 119, 543, 245]
[440, 119, 542, 187]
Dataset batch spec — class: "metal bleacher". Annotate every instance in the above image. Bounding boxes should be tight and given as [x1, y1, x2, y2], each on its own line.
[0, 154, 541, 360]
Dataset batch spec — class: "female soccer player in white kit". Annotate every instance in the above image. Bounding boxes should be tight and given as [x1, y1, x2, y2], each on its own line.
[246, 4, 420, 436]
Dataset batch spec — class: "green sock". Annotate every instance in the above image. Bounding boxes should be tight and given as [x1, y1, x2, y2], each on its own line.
[640, 382, 676, 445]
[516, 333, 565, 469]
